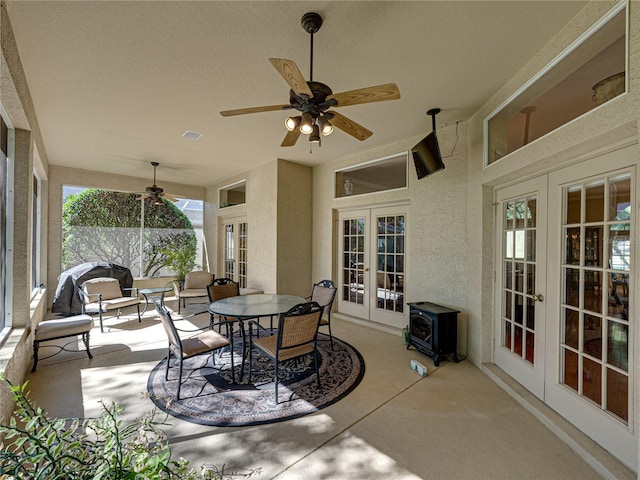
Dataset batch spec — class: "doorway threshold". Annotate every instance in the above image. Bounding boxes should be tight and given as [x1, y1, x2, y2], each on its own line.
[482, 363, 635, 480]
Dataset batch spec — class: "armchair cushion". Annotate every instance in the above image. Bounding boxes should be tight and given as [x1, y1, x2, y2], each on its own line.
[183, 271, 213, 290]
[82, 277, 124, 301]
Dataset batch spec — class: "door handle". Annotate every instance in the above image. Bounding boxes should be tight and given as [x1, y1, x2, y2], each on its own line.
[532, 293, 544, 302]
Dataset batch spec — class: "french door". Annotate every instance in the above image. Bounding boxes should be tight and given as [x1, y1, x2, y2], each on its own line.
[545, 146, 635, 469]
[220, 216, 248, 288]
[494, 143, 636, 469]
[494, 177, 547, 399]
[338, 206, 407, 328]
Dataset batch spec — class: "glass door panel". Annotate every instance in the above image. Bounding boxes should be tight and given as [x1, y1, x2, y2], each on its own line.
[546, 146, 636, 469]
[494, 176, 547, 400]
[560, 172, 631, 424]
[338, 211, 369, 319]
[370, 207, 407, 327]
[221, 217, 248, 286]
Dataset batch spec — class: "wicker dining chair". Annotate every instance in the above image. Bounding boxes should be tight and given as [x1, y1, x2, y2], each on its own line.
[307, 279, 337, 348]
[207, 277, 240, 328]
[248, 302, 324, 403]
[154, 299, 232, 399]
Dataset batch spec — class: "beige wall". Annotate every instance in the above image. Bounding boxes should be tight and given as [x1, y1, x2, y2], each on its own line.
[311, 121, 469, 345]
[276, 160, 312, 297]
[206, 159, 312, 296]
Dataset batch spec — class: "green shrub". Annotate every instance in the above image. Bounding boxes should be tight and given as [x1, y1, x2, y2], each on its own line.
[0, 377, 259, 479]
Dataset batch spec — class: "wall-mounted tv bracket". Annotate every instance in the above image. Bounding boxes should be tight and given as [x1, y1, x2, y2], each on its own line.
[427, 108, 441, 131]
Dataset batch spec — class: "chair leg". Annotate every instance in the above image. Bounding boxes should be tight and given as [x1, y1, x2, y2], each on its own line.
[82, 332, 93, 359]
[165, 349, 171, 380]
[31, 340, 40, 372]
[99, 310, 104, 333]
[274, 362, 280, 404]
[136, 303, 141, 322]
[178, 298, 181, 314]
[239, 322, 247, 382]
[177, 356, 184, 400]
[229, 324, 236, 384]
[314, 350, 321, 390]
[327, 322, 334, 349]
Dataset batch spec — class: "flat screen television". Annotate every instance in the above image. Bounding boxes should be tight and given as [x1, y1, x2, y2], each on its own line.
[412, 131, 444, 179]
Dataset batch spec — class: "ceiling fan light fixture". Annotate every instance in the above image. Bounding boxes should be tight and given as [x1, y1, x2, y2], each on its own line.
[285, 115, 301, 132]
[309, 124, 321, 143]
[318, 115, 333, 136]
[300, 112, 314, 134]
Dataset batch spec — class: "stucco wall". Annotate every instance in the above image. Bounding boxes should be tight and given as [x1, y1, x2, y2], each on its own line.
[206, 159, 312, 296]
[311, 120, 469, 352]
[276, 159, 312, 297]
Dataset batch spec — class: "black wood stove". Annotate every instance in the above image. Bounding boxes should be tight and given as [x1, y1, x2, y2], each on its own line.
[407, 302, 460, 366]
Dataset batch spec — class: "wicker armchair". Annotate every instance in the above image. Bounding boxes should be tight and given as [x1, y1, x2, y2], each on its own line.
[248, 302, 324, 403]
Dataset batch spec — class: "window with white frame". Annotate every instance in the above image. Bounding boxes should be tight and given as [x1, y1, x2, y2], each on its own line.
[219, 180, 246, 208]
[31, 173, 41, 292]
[484, 3, 627, 165]
[335, 152, 408, 198]
[1, 113, 11, 330]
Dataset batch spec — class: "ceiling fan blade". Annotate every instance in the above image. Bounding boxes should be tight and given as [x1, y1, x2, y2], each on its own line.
[269, 58, 313, 98]
[328, 111, 373, 141]
[327, 83, 400, 107]
[162, 193, 180, 202]
[281, 129, 301, 147]
[220, 104, 293, 117]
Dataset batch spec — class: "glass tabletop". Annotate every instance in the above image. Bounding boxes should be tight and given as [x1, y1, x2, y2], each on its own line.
[140, 286, 173, 294]
[208, 293, 307, 318]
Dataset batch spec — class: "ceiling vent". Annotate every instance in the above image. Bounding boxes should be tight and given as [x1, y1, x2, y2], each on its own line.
[182, 130, 202, 140]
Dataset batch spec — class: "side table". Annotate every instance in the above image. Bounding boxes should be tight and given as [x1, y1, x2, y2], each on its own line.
[140, 286, 174, 315]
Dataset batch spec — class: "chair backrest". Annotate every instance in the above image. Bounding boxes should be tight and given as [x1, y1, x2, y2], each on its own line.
[207, 277, 239, 302]
[183, 271, 214, 290]
[276, 302, 324, 353]
[81, 277, 123, 302]
[153, 299, 182, 355]
[311, 279, 337, 310]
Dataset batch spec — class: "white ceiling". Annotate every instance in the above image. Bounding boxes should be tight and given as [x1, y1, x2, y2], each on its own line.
[4, 1, 588, 188]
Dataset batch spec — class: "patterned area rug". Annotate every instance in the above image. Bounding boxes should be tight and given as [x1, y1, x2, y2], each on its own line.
[147, 333, 365, 426]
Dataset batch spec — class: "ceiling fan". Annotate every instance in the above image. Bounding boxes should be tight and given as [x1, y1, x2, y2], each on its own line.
[220, 12, 401, 148]
[136, 162, 185, 204]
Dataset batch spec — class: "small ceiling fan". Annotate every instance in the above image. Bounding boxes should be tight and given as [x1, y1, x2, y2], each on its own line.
[136, 162, 184, 204]
[220, 12, 401, 147]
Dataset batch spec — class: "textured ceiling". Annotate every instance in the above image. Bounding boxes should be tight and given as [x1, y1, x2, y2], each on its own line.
[4, 1, 588, 187]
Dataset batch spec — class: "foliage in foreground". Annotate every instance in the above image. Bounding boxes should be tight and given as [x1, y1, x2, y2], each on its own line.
[0, 377, 260, 480]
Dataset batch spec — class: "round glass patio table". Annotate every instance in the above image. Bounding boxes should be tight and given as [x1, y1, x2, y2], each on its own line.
[208, 293, 306, 319]
[208, 293, 307, 382]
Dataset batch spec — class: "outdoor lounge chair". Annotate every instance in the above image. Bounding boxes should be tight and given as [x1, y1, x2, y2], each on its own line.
[79, 277, 141, 333]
